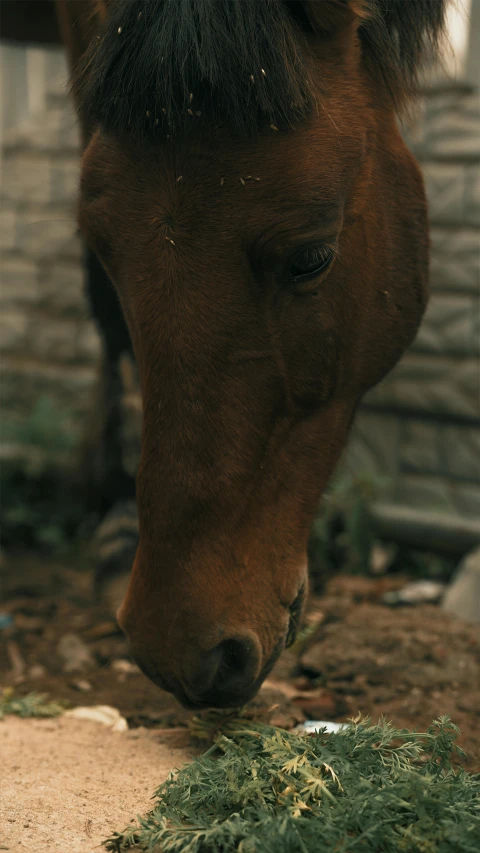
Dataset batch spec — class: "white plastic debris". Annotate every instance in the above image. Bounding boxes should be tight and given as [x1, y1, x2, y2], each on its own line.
[382, 580, 446, 607]
[295, 720, 347, 735]
[64, 705, 128, 732]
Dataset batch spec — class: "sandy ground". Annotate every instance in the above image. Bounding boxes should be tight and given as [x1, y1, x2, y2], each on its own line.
[0, 716, 193, 853]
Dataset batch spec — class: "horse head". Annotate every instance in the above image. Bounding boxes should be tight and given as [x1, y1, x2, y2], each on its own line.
[75, 0, 445, 707]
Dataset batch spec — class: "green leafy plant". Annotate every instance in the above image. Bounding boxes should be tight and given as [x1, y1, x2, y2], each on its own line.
[0, 688, 65, 720]
[308, 470, 389, 587]
[2, 397, 76, 459]
[105, 715, 479, 853]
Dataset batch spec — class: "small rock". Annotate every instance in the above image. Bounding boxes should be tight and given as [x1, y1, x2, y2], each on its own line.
[442, 546, 480, 624]
[64, 705, 128, 732]
[57, 633, 95, 673]
[382, 579, 446, 607]
[111, 659, 139, 675]
[28, 664, 47, 679]
[71, 679, 93, 692]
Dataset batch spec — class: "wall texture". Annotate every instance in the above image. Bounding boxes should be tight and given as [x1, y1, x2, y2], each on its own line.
[0, 48, 99, 463]
[344, 85, 480, 521]
[1, 43, 479, 526]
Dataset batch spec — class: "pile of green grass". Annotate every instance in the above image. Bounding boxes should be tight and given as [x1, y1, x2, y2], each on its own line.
[105, 714, 479, 853]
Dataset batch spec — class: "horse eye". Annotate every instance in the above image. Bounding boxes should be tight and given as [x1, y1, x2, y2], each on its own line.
[289, 246, 334, 282]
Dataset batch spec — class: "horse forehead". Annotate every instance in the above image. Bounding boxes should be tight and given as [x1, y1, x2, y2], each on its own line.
[116, 108, 343, 176]
[118, 131, 349, 229]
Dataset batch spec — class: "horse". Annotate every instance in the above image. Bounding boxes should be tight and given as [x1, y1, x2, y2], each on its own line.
[3, 0, 446, 709]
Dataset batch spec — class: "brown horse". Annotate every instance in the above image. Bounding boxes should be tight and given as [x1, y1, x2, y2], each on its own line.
[3, 1, 446, 709]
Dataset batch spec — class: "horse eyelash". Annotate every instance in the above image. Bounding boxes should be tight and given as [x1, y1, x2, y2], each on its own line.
[321, 242, 340, 268]
[300, 241, 340, 266]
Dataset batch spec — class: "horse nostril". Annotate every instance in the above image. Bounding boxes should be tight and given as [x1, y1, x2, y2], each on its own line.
[185, 634, 261, 706]
[218, 637, 256, 681]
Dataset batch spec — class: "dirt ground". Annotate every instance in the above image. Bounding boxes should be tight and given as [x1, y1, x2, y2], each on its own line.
[0, 552, 479, 851]
[0, 715, 194, 853]
[0, 554, 305, 732]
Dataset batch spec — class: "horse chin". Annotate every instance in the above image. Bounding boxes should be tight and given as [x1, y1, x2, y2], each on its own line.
[138, 660, 268, 711]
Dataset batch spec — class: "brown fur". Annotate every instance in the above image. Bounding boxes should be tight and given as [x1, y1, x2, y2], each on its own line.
[14, 0, 437, 707]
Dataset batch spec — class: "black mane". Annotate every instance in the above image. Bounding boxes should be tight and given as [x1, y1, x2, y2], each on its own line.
[74, 0, 447, 139]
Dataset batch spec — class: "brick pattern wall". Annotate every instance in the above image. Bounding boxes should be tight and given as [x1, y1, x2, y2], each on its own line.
[1, 49, 479, 521]
[344, 88, 480, 520]
[0, 49, 100, 459]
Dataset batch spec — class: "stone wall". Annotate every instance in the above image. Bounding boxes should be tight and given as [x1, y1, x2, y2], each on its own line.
[344, 86, 480, 522]
[0, 48, 100, 462]
[1, 44, 479, 528]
